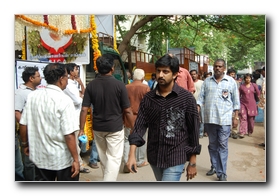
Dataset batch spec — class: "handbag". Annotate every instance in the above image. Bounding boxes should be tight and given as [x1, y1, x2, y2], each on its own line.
[252, 83, 259, 102]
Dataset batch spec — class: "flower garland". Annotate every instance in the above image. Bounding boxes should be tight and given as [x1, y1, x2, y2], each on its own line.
[90, 15, 101, 71]
[16, 15, 58, 32]
[114, 16, 119, 54]
[15, 15, 93, 35]
[21, 39, 26, 60]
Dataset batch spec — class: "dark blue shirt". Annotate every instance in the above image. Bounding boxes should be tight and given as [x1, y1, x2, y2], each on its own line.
[129, 83, 201, 168]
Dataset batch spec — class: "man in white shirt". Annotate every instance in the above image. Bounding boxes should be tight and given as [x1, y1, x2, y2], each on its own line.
[64, 63, 90, 173]
[190, 70, 204, 138]
[20, 63, 80, 181]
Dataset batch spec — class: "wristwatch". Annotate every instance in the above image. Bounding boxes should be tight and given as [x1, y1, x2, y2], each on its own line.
[188, 162, 196, 167]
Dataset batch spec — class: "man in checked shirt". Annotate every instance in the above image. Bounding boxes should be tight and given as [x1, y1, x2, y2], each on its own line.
[126, 54, 201, 181]
[197, 59, 240, 181]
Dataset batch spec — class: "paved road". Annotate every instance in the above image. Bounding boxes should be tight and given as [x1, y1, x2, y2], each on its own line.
[79, 122, 266, 182]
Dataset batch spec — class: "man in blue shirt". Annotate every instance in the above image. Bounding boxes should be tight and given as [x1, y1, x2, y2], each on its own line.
[148, 73, 156, 89]
[197, 59, 240, 181]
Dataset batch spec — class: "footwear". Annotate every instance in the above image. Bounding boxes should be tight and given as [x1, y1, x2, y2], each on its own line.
[80, 168, 90, 173]
[137, 161, 149, 167]
[232, 134, 238, 139]
[259, 143, 265, 147]
[239, 134, 244, 138]
[88, 163, 99, 169]
[206, 167, 216, 176]
[218, 174, 227, 181]
[123, 164, 130, 173]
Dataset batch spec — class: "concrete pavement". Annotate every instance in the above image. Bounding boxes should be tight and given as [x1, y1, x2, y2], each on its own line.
[79, 122, 266, 182]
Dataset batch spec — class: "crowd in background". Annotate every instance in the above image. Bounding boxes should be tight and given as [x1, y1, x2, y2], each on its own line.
[15, 54, 265, 182]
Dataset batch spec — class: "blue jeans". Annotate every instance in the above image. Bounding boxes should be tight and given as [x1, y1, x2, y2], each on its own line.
[15, 134, 24, 180]
[199, 122, 204, 137]
[89, 140, 99, 164]
[150, 164, 185, 181]
[204, 123, 231, 178]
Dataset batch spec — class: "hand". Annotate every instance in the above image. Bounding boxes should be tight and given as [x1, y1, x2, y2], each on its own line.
[126, 157, 137, 173]
[75, 76, 82, 84]
[78, 130, 84, 137]
[186, 164, 197, 181]
[23, 146, 29, 156]
[232, 118, 238, 128]
[71, 161, 80, 178]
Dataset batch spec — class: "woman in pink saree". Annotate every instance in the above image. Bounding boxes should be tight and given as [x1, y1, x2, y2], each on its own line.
[238, 74, 260, 138]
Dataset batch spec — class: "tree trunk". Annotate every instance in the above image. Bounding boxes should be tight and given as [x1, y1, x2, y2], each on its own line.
[117, 15, 160, 56]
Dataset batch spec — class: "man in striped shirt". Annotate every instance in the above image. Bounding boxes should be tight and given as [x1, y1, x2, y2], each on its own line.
[127, 54, 201, 181]
[197, 59, 240, 181]
[19, 63, 80, 181]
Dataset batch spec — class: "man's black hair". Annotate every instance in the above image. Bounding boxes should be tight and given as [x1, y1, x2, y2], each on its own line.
[96, 54, 115, 74]
[43, 63, 67, 84]
[22, 67, 39, 83]
[155, 54, 179, 74]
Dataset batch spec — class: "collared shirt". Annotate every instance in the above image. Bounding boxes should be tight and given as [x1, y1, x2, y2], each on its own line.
[197, 74, 240, 125]
[128, 83, 201, 168]
[148, 79, 155, 89]
[124, 80, 150, 128]
[20, 84, 77, 170]
[175, 67, 195, 93]
[15, 84, 34, 112]
[64, 78, 83, 128]
[193, 79, 204, 101]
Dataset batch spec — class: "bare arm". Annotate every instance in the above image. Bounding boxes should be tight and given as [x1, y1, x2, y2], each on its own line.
[75, 77, 85, 96]
[64, 132, 80, 178]
[126, 144, 138, 173]
[232, 110, 239, 128]
[123, 107, 134, 132]
[15, 111, 22, 123]
[19, 124, 29, 155]
[79, 106, 89, 136]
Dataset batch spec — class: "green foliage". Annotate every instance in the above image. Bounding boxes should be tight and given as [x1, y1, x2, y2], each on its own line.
[116, 15, 265, 70]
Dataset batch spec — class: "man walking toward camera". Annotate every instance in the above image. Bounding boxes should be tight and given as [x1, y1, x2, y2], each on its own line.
[126, 54, 201, 181]
[197, 59, 240, 181]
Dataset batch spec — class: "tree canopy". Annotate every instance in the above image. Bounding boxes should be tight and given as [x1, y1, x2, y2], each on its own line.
[116, 15, 265, 70]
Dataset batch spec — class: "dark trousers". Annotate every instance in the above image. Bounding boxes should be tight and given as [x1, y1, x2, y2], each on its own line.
[35, 165, 79, 181]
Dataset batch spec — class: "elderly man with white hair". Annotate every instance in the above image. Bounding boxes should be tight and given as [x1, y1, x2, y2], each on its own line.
[122, 68, 150, 173]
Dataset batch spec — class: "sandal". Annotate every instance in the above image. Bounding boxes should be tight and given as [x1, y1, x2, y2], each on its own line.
[80, 168, 90, 173]
[137, 161, 149, 167]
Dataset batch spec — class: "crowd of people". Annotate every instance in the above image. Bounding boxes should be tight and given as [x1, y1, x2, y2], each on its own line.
[15, 53, 265, 182]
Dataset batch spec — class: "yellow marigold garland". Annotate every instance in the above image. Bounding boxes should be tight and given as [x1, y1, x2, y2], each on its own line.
[21, 39, 26, 60]
[90, 15, 101, 71]
[16, 15, 58, 32]
[84, 108, 93, 149]
[114, 16, 119, 54]
[15, 15, 93, 35]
